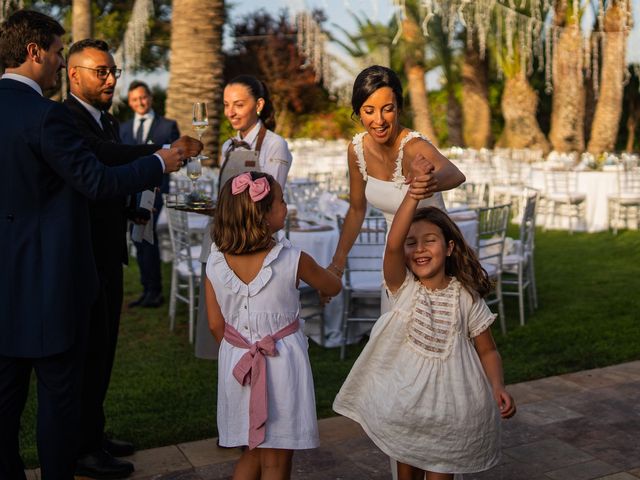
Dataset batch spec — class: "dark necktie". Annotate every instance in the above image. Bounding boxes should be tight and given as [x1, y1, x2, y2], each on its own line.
[100, 112, 116, 140]
[135, 118, 146, 144]
[229, 137, 251, 150]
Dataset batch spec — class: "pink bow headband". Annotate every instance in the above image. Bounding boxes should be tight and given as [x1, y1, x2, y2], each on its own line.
[231, 172, 270, 202]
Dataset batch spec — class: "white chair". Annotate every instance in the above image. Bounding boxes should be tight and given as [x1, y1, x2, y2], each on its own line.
[444, 181, 489, 209]
[338, 216, 387, 360]
[164, 199, 202, 343]
[608, 166, 640, 234]
[476, 204, 511, 334]
[543, 169, 586, 233]
[489, 151, 524, 207]
[502, 189, 539, 327]
[284, 217, 326, 346]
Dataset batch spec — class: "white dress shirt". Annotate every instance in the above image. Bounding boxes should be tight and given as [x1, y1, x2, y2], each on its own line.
[221, 120, 293, 187]
[1, 73, 43, 96]
[134, 110, 156, 143]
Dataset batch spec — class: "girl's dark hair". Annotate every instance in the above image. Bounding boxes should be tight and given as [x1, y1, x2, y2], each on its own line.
[227, 75, 276, 131]
[412, 207, 492, 299]
[213, 172, 276, 255]
[351, 65, 404, 117]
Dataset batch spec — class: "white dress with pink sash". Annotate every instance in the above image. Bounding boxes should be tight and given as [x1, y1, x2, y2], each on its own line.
[207, 241, 319, 449]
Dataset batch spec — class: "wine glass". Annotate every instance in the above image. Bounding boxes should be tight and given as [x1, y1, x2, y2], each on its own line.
[186, 156, 202, 194]
[189, 102, 208, 196]
[192, 102, 208, 154]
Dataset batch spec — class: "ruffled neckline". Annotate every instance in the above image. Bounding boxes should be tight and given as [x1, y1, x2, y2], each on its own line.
[210, 241, 287, 297]
[351, 130, 431, 189]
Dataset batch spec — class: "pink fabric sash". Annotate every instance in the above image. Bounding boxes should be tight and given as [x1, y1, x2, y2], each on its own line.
[223, 318, 300, 449]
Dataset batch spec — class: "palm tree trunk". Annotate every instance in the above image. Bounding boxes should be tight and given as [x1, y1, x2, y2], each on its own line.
[461, 41, 491, 149]
[626, 105, 636, 152]
[446, 87, 463, 147]
[400, 15, 438, 146]
[497, 71, 550, 153]
[166, 0, 224, 166]
[549, 23, 585, 152]
[405, 62, 438, 146]
[72, 0, 92, 41]
[587, 2, 629, 154]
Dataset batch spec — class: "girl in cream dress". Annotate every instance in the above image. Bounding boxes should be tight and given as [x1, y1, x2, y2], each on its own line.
[334, 186, 516, 479]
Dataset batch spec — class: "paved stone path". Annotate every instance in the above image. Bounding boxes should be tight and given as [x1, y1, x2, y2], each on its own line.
[27, 360, 640, 480]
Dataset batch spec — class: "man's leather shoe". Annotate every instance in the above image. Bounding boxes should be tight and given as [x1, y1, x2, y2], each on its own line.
[76, 450, 134, 479]
[127, 294, 147, 308]
[142, 292, 164, 308]
[104, 437, 135, 457]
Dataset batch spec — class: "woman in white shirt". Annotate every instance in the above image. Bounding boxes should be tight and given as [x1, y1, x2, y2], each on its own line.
[219, 75, 292, 186]
[195, 75, 293, 358]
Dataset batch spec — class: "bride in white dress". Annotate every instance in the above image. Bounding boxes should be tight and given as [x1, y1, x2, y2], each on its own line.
[327, 65, 466, 297]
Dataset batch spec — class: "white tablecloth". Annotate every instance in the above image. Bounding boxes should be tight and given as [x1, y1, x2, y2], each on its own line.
[528, 168, 618, 232]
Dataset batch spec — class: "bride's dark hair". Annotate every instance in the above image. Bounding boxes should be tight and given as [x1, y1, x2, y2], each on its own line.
[351, 65, 404, 118]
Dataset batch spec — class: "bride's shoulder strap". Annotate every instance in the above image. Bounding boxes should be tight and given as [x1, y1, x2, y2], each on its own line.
[351, 131, 368, 181]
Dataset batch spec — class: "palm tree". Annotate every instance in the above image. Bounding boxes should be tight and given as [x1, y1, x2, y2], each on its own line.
[426, 15, 463, 147]
[165, 0, 224, 166]
[549, 0, 586, 152]
[461, 33, 491, 149]
[72, 0, 92, 41]
[330, 12, 393, 69]
[495, 39, 550, 152]
[397, 1, 438, 145]
[587, 0, 631, 153]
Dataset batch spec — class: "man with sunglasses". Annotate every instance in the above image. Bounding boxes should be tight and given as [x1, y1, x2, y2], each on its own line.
[63, 39, 201, 479]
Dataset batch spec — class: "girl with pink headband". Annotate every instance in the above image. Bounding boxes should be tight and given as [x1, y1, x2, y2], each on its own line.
[205, 171, 342, 479]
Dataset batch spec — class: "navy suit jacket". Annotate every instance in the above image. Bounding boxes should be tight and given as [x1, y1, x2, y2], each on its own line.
[120, 114, 180, 195]
[64, 96, 160, 268]
[0, 79, 164, 358]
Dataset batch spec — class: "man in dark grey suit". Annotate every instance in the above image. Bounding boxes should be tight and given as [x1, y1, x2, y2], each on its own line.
[0, 11, 185, 480]
[121, 80, 181, 308]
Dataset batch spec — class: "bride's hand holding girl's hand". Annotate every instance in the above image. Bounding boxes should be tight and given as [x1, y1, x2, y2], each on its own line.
[406, 153, 437, 200]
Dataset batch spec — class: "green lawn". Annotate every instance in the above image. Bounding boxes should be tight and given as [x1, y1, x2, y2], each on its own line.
[18, 228, 640, 466]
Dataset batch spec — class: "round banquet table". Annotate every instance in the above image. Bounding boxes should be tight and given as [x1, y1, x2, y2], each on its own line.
[528, 167, 618, 232]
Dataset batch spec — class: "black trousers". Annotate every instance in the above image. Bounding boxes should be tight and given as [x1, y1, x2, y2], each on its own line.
[0, 327, 88, 480]
[134, 208, 162, 296]
[78, 261, 123, 454]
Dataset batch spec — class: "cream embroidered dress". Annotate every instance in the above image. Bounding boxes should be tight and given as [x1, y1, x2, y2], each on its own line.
[333, 273, 501, 474]
[207, 241, 319, 449]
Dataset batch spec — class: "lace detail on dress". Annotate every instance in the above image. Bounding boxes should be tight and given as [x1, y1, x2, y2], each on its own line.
[393, 131, 432, 188]
[406, 278, 459, 359]
[352, 132, 368, 181]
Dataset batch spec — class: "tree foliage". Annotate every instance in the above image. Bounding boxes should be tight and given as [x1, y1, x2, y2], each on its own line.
[225, 8, 335, 137]
[17, 0, 171, 71]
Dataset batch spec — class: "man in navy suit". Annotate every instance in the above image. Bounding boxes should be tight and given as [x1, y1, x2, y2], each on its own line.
[63, 40, 200, 478]
[121, 80, 180, 308]
[0, 11, 186, 480]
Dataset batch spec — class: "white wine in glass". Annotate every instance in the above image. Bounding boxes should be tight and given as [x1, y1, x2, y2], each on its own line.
[189, 102, 208, 198]
[186, 157, 202, 194]
[192, 102, 208, 140]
